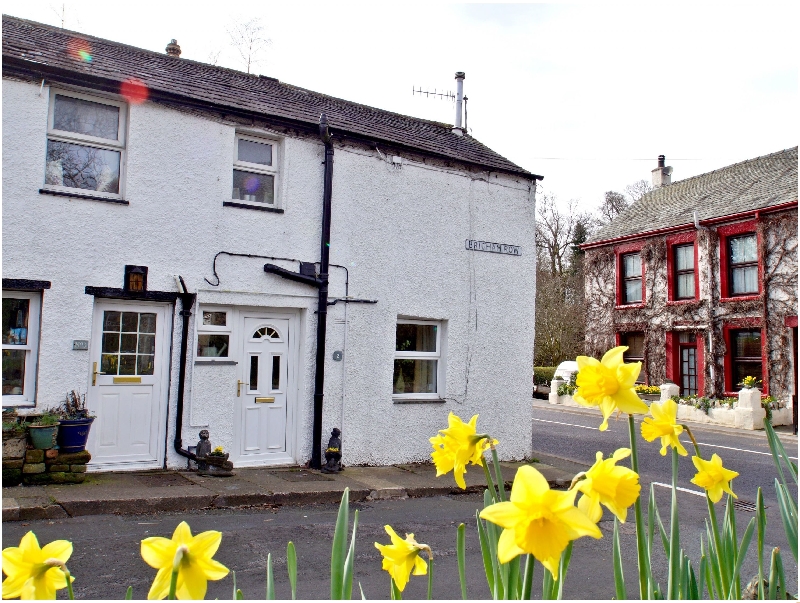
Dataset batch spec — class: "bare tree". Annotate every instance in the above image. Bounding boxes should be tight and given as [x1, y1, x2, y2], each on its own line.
[207, 49, 222, 66]
[227, 18, 271, 74]
[536, 194, 584, 276]
[598, 190, 629, 224]
[625, 179, 653, 203]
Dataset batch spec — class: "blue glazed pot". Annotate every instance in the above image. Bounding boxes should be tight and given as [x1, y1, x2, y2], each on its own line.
[56, 418, 95, 453]
[28, 424, 59, 449]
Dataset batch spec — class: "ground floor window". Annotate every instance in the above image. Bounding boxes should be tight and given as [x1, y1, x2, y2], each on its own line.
[393, 319, 442, 398]
[196, 307, 231, 359]
[2, 292, 41, 405]
[620, 331, 645, 384]
[730, 329, 762, 388]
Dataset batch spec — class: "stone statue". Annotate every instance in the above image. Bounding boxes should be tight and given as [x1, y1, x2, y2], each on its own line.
[321, 427, 342, 474]
[195, 429, 234, 477]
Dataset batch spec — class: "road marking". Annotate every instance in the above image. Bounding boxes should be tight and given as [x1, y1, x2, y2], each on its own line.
[689, 441, 798, 460]
[651, 482, 705, 497]
[532, 418, 605, 431]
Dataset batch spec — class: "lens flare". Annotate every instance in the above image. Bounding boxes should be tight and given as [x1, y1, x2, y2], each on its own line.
[243, 176, 261, 194]
[67, 38, 92, 62]
[120, 78, 149, 104]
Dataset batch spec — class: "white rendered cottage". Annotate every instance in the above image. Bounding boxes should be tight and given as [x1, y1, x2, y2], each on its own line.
[2, 17, 541, 471]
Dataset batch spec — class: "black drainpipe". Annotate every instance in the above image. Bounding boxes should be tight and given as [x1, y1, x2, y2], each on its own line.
[174, 275, 196, 461]
[311, 115, 334, 469]
[261, 115, 334, 469]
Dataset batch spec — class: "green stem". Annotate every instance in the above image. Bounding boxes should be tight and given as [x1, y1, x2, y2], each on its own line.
[667, 447, 681, 600]
[491, 447, 506, 502]
[63, 565, 75, 601]
[390, 577, 402, 600]
[481, 458, 498, 503]
[706, 493, 729, 591]
[427, 555, 434, 600]
[681, 424, 702, 457]
[521, 555, 534, 600]
[167, 569, 179, 600]
[628, 414, 651, 600]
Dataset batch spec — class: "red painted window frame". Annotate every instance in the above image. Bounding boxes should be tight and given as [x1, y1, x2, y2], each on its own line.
[666, 231, 698, 303]
[615, 241, 645, 308]
[665, 331, 705, 395]
[718, 220, 761, 301]
[722, 319, 768, 395]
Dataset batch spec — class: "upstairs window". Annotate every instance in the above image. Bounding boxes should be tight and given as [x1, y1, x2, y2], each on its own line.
[621, 253, 642, 304]
[728, 234, 758, 296]
[231, 134, 278, 207]
[673, 244, 695, 299]
[44, 90, 126, 197]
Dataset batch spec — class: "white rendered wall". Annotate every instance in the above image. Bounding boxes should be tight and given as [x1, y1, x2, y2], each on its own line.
[2, 78, 536, 468]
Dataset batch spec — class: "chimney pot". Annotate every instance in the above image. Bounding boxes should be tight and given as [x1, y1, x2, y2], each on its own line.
[658, 154, 665, 168]
[652, 154, 672, 188]
[166, 39, 181, 57]
[452, 71, 466, 135]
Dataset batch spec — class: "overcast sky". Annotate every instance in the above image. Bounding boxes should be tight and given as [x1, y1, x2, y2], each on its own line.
[9, 2, 798, 214]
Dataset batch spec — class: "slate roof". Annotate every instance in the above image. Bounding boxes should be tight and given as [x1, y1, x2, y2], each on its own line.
[2, 15, 538, 179]
[585, 147, 798, 245]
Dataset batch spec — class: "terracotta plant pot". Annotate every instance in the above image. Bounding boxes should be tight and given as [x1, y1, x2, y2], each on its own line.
[28, 424, 60, 449]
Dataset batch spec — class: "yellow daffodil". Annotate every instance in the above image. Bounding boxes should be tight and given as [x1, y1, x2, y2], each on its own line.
[691, 454, 739, 503]
[140, 521, 229, 600]
[641, 398, 688, 456]
[574, 347, 649, 431]
[1, 531, 73, 600]
[374, 525, 431, 592]
[479, 465, 602, 578]
[574, 448, 641, 523]
[430, 412, 497, 489]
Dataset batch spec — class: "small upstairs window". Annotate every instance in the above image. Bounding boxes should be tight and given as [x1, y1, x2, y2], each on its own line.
[728, 234, 758, 296]
[44, 90, 126, 198]
[621, 253, 642, 304]
[231, 134, 278, 207]
[673, 244, 695, 299]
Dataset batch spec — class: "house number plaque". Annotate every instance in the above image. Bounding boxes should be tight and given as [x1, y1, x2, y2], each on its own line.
[465, 239, 521, 256]
[72, 340, 89, 350]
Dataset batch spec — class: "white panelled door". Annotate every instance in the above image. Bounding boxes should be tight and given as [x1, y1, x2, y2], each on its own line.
[234, 315, 292, 466]
[87, 301, 171, 470]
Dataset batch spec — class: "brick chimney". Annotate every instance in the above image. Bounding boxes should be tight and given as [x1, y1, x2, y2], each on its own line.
[651, 154, 673, 188]
[165, 39, 181, 57]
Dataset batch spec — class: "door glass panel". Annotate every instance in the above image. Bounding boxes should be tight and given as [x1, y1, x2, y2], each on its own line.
[2, 349, 26, 395]
[3, 298, 30, 345]
[250, 356, 258, 391]
[101, 310, 157, 375]
[271, 356, 281, 390]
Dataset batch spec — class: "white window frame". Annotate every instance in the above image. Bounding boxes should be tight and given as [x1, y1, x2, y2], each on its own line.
[44, 88, 128, 200]
[195, 307, 233, 360]
[2, 291, 42, 406]
[393, 318, 443, 401]
[231, 132, 280, 208]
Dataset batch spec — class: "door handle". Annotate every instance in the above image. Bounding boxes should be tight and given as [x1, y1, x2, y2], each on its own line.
[237, 380, 247, 397]
[92, 362, 107, 386]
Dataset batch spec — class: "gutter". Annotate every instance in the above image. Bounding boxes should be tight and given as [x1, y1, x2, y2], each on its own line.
[580, 200, 798, 250]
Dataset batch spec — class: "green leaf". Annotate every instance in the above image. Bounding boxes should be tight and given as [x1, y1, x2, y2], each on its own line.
[343, 509, 359, 601]
[124, 586, 133, 600]
[476, 511, 496, 596]
[756, 488, 766, 599]
[266, 552, 275, 600]
[390, 578, 402, 600]
[457, 523, 467, 599]
[287, 541, 297, 600]
[612, 518, 627, 600]
[774, 548, 786, 601]
[521, 555, 535, 601]
[667, 449, 681, 600]
[359, 583, 367, 600]
[774, 481, 798, 562]
[231, 570, 237, 602]
[235, 589, 244, 600]
[541, 560, 554, 601]
[768, 547, 779, 601]
[688, 561, 699, 600]
[331, 488, 350, 600]
[556, 542, 573, 600]
[727, 517, 755, 600]
[764, 418, 798, 486]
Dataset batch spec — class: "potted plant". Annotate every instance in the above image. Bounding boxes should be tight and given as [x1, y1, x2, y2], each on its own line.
[56, 390, 95, 453]
[27, 411, 61, 449]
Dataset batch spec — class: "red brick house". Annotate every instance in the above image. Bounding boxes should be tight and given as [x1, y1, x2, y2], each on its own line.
[581, 148, 797, 427]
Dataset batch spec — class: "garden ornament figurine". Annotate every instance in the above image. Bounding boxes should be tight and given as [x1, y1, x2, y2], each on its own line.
[321, 427, 342, 473]
[195, 429, 235, 477]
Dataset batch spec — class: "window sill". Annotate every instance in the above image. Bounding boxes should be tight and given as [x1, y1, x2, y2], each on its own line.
[720, 295, 760, 303]
[39, 188, 128, 205]
[666, 299, 700, 306]
[223, 201, 284, 214]
[392, 397, 446, 404]
[615, 303, 645, 310]
[0, 399, 35, 408]
[194, 359, 237, 365]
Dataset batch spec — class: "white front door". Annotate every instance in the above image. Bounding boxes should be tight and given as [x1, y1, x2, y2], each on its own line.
[234, 315, 292, 466]
[86, 301, 171, 471]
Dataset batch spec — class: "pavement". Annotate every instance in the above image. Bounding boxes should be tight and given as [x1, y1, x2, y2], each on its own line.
[2, 458, 574, 523]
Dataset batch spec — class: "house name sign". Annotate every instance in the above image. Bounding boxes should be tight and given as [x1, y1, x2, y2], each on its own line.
[465, 239, 522, 256]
